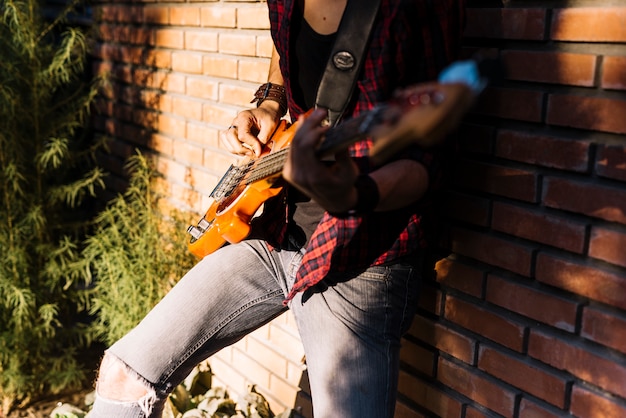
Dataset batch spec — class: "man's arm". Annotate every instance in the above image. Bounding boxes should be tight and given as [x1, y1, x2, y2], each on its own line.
[283, 109, 429, 214]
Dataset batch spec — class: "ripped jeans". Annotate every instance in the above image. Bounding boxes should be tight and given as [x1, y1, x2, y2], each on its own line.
[89, 238, 420, 418]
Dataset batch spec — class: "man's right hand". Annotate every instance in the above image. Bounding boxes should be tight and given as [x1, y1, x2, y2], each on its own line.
[220, 105, 282, 157]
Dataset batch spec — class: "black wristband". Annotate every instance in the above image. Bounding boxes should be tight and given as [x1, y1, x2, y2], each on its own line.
[352, 174, 379, 213]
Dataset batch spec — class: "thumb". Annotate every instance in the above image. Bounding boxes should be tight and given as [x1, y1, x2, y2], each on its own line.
[257, 121, 276, 144]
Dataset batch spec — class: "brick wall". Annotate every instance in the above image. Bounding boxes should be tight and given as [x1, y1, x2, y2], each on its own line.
[91, 0, 626, 417]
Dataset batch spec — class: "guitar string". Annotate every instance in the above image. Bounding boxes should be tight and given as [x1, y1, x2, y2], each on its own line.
[242, 111, 377, 185]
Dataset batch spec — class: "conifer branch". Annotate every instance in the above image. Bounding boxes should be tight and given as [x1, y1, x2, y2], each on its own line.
[35, 0, 83, 44]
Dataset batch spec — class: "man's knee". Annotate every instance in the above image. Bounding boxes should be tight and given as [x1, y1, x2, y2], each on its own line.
[97, 353, 150, 401]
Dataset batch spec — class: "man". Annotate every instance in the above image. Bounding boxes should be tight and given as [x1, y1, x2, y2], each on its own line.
[89, 0, 465, 416]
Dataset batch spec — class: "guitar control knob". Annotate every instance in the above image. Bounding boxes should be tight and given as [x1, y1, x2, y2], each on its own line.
[187, 225, 203, 240]
[198, 218, 210, 230]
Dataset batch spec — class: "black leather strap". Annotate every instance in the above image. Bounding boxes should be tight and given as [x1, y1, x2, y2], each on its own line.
[315, 0, 381, 127]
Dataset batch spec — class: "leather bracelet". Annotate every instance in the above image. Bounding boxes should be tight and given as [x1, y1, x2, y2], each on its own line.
[352, 174, 379, 213]
[251, 82, 288, 117]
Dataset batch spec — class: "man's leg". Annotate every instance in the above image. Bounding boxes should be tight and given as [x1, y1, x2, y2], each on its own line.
[90, 240, 303, 418]
[291, 262, 420, 418]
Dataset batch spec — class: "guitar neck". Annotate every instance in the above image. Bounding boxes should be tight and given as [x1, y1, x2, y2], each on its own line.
[245, 110, 381, 184]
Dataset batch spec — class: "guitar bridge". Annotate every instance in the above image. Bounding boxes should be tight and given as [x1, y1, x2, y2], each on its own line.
[210, 163, 251, 200]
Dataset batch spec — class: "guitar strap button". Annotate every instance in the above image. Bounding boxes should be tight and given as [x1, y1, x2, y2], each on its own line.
[332, 51, 355, 71]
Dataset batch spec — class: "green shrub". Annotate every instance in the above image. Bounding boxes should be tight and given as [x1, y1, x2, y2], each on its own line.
[0, 0, 105, 411]
[81, 153, 197, 346]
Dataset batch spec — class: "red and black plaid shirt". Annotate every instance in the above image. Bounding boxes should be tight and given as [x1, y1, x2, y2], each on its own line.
[262, 0, 465, 300]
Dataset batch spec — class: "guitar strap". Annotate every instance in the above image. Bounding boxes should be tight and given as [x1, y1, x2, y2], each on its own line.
[315, 0, 382, 127]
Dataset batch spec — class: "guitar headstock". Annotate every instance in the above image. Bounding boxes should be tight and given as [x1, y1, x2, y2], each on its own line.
[368, 82, 474, 164]
[368, 58, 494, 164]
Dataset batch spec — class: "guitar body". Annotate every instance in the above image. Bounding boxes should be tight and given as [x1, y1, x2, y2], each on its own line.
[187, 119, 296, 258]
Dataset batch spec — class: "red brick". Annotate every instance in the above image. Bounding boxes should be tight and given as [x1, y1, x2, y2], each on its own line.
[536, 253, 626, 310]
[465, 8, 547, 40]
[186, 167, 218, 198]
[492, 202, 586, 253]
[170, 6, 201, 26]
[119, 45, 145, 66]
[458, 123, 494, 155]
[144, 6, 169, 25]
[185, 31, 218, 52]
[97, 43, 119, 62]
[203, 55, 238, 79]
[238, 58, 271, 83]
[519, 398, 563, 418]
[121, 123, 148, 147]
[247, 336, 288, 378]
[441, 191, 490, 227]
[256, 35, 274, 58]
[529, 330, 626, 399]
[596, 144, 626, 182]
[172, 140, 204, 167]
[152, 92, 171, 115]
[185, 76, 218, 100]
[148, 49, 172, 70]
[114, 64, 132, 84]
[551, 8, 626, 42]
[149, 133, 173, 156]
[495, 129, 590, 172]
[172, 51, 203, 74]
[502, 50, 596, 87]
[237, 6, 271, 30]
[478, 346, 567, 407]
[400, 338, 435, 376]
[97, 23, 114, 42]
[112, 102, 133, 122]
[171, 96, 203, 121]
[452, 159, 538, 202]
[395, 401, 427, 418]
[486, 275, 578, 332]
[589, 226, 626, 268]
[203, 148, 238, 174]
[219, 83, 254, 107]
[450, 227, 534, 277]
[113, 26, 130, 44]
[444, 295, 525, 351]
[157, 113, 186, 137]
[464, 406, 489, 418]
[416, 284, 441, 316]
[435, 257, 485, 298]
[157, 156, 189, 185]
[570, 384, 626, 418]
[408, 315, 475, 364]
[581, 305, 626, 354]
[602, 56, 626, 91]
[397, 373, 463, 418]
[438, 358, 516, 417]
[128, 27, 153, 46]
[200, 6, 236, 28]
[134, 68, 166, 90]
[219, 33, 257, 56]
[474, 87, 544, 123]
[543, 177, 626, 224]
[547, 94, 626, 135]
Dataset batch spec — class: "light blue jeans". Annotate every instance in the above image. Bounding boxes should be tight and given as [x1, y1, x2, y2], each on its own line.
[89, 238, 420, 418]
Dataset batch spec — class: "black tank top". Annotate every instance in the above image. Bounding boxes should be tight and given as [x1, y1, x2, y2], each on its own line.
[290, 6, 337, 110]
[289, 5, 337, 244]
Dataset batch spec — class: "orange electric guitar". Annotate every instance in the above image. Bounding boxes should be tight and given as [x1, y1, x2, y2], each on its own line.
[187, 60, 490, 258]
